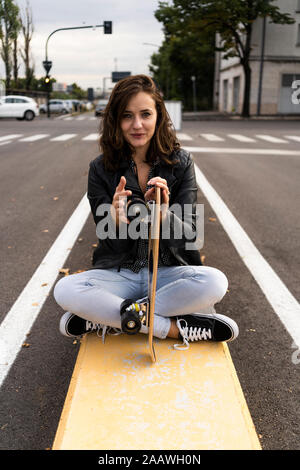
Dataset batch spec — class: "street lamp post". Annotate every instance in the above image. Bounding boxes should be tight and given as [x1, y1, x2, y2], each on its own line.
[142, 42, 160, 48]
[43, 21, 112, 118]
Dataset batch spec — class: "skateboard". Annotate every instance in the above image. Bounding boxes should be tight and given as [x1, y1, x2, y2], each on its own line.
[120, 186, 161, 363]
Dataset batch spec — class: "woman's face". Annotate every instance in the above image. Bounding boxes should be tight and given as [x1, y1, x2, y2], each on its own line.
[120, 91, 157, 154]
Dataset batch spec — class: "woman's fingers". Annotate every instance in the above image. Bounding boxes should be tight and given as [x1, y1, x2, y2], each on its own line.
[110, 203, 130, 225]
[111, 177, 132, 226]
[145, 177, 169, 203]
[148, 177, 167, 187]
[113, 190, 131, 203]
[147, 177, 169, 196]
[116, 175, 126, 191]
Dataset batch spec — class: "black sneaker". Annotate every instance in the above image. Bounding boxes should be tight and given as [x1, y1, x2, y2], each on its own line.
[59, 312, 104, 337]
[59, 312, 122, 343]
[174, 313, 239, 350]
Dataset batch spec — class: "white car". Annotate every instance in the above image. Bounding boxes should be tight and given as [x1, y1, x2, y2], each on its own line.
[0, 95, 39, 121]
[63, 100, 75, 112]
[39, 99, 69, 114]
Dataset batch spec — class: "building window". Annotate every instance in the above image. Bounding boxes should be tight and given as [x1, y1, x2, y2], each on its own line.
[297, 0, 300, 12]
[297, 24, 300, 45]
[282, 74, 300, 87]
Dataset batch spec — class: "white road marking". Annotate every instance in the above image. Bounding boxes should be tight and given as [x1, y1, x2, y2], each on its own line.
[200, 133, 225, 142]
[255, 134, 288, 143]
[54, 114, 71, 120]
[19, 134, 50, 142]
[0, 134, 23, 142]
[284, 135, 300, 142]
[227, 134, 256, 143]
[183, 146, 300, 156]
[82, 133, 98, 141]
[177, 133, 193, 141]
[0, 141, 12, 146]
[0, 193, 90, 388]
[50, 134, 77, 141]
[193, 161, 300, 350]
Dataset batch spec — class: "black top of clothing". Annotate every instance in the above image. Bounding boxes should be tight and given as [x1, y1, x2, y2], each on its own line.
[87, 148, 202, 270]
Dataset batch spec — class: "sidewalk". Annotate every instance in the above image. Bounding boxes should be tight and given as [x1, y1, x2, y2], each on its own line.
[183, 111, 300, 121]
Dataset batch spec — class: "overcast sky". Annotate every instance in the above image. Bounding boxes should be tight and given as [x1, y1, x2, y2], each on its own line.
[0, 0, 164, 91]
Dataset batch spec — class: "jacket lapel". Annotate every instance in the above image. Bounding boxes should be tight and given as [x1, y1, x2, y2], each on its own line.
[119, 158, 177, 195]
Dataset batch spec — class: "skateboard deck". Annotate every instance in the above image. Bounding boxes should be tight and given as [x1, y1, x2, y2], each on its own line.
[146, 186, 161, 363]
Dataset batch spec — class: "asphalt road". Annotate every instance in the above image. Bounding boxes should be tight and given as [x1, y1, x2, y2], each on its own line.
[0, 113, 299, 450]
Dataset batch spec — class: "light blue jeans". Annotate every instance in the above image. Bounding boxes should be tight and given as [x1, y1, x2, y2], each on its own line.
[53, 265, 228, 339]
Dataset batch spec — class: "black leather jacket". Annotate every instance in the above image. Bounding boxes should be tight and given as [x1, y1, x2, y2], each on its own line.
[87, 148, 202, 269]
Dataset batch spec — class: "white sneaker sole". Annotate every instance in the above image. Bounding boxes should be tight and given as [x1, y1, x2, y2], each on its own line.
[59, 311, 76, 337]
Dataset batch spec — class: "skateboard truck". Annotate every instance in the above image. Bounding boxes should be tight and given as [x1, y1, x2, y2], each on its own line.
[120, 298, 148, 335]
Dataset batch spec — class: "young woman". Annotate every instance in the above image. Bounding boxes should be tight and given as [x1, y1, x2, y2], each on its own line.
[54, 74, 238, 350]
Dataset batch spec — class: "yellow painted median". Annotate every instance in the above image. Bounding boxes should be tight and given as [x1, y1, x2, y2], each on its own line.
[52, 333, 261, 450]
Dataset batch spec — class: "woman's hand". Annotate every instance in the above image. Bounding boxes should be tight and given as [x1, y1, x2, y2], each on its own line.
[144, 177, 170, 221]
[110, 176, 132, 226]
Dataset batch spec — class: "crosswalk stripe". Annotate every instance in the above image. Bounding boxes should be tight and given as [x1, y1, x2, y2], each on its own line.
[82, 133, 98, 141]
[0, 140, 12, 146]
[50, 134, 78, 142]
[183, 146, 300, 156]
[177, 132, 193, 141]
[19, 134, 50, 142]
[228, 134, 256, 143]
[200, 133, 225, 142]
[0, 134, 23, 141]
[255, 134, 288, 143]
[284, 135, 300, 142]
[1, 131, 299, 146]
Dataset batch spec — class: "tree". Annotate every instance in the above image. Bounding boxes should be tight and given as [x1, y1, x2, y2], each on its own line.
[0, 0, 20, 89]
[12, 31, 19, 84]
[155, 0, 295, 117]
[69, 82, 86, 100]
[151, 6, 216, 110]
[19, 0, 34, 90]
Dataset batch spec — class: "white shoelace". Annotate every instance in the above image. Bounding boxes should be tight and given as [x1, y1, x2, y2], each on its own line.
[174, 318, 212, 350]
[86, 321, 122, 343]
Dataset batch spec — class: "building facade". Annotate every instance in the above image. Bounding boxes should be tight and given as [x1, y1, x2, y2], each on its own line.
[52, 82, 67, 92]
[214, 0, 300, 115]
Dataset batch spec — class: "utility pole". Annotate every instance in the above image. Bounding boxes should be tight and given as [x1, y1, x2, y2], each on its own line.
[191, 76, 197, 112]
[43, 21, 112, 118]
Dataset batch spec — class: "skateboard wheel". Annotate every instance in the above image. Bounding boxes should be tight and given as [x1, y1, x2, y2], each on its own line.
[120, 299, 141, 335]
[121, 310, 141, 335]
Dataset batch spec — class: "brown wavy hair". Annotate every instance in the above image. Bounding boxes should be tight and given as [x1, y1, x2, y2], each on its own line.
[99, 74, 180, 171]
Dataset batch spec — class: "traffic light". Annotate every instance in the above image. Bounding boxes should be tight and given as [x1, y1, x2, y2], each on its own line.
[44, 75, 52, 94]
[104, 21, 112, 34]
